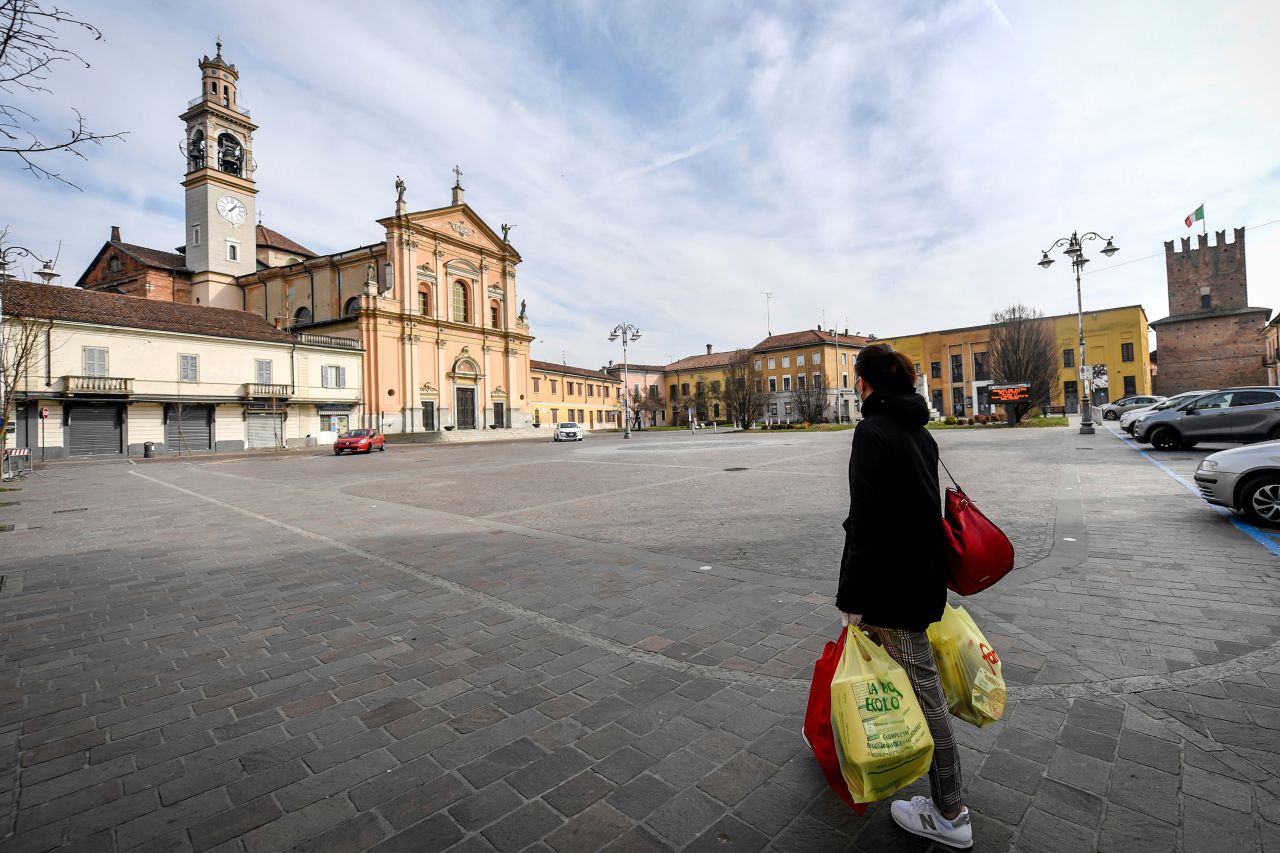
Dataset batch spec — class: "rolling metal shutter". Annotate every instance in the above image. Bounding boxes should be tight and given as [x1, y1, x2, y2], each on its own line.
[165, 405, 212, 452]
[246, 413, 284, 448]
[67, 404, 122, 456]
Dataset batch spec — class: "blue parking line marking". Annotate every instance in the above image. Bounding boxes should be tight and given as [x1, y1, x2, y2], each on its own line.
[1105, 426, 1280, 558]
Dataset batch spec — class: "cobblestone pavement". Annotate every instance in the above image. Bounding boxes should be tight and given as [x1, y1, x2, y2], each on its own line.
[0, 423, 1277, 852]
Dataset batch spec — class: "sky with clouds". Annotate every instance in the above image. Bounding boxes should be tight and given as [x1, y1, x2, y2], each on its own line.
[2, 0, 1278, 369]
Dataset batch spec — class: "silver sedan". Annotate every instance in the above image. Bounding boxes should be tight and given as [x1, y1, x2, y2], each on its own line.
[1194, 440, 1280, 527]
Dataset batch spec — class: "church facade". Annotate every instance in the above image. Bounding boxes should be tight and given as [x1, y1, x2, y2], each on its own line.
[76, 43, 536, 435]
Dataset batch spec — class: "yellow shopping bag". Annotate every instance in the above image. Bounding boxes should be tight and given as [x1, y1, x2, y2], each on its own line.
[927, 603, 1007, 728]
[829, 627, 935, 803]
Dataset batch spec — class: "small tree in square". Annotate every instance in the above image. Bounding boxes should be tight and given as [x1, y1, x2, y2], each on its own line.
[721, 350, 767, 428]
[791, 371, 830, 423]
[989, 304, 1058, 422]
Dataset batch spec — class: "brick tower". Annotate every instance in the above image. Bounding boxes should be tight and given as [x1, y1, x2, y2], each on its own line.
[1149, 228, 1270, 395]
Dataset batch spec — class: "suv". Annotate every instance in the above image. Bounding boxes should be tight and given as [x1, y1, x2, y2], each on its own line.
[1122, 390, 1213, 435]
[1135, 387, 1280, 451]
[1100, 395, 1163, 420]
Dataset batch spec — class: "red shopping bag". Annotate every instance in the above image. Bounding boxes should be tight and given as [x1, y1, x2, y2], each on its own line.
[802, 628, 867, 815]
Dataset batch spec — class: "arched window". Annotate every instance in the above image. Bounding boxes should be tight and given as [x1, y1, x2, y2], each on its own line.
[188, 130, 206, 171]
[222, 84, 229, 106]
[451, 280, 469, 324]
[293, 306, 313, 326]
[342, 297, 360, 317]
[490, 300, 501, 328]
[210, 81, 217, 94]
[417, 287, 431, 317]
[216, 132, 243, 176]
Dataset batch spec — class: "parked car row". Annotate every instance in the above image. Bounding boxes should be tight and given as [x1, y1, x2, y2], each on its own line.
[1110, 387, 1280, 528]
[1123, 387, 1280, 450]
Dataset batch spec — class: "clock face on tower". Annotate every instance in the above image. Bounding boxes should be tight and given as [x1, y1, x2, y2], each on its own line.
[216, 195, 247, 226]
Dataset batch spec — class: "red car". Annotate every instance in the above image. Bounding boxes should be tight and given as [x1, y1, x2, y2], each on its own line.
[333, 429, 386, 455]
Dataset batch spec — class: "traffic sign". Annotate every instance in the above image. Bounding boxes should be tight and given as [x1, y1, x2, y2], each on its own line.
[40, 407, 49, 420]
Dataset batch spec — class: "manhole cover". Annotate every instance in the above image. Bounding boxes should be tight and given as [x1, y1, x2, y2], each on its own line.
[53, 508, 87, 514]
[723, 467, 749, 472]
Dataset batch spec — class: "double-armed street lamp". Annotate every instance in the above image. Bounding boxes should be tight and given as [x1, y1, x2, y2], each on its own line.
[1037, 231, 1118, 435]
[608, 323, 641, 439]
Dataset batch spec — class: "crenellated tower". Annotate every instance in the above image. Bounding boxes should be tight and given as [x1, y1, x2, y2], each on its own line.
[1150, 227, 1270, 394]
[180, 40, 258, 308]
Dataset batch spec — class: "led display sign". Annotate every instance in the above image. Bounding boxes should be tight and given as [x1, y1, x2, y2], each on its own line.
[989, 384, 1031, 403]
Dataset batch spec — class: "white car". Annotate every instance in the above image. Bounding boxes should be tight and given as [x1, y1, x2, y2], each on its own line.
[1100, 395, 1164, 420]
[1194, 440, 1280, 527]
[1121, 390, 1213, 435]
[553, 422, 584, 442]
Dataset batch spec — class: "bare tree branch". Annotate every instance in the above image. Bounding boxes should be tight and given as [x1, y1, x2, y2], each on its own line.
[0, 1, 124, 189]
[989, 304, 1059, 421]
[720, 350, 767, 429]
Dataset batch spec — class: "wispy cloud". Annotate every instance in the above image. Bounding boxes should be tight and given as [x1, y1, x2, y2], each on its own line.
[1, 0, 1277, 369]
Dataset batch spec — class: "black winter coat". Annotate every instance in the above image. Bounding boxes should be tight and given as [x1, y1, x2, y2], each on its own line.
[837, 391, 948, 632]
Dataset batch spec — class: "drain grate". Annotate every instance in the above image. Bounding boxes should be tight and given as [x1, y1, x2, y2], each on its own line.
[52, 507, 87, 514]
[0, 525, 13, 533]
[723, 467, 749, 472]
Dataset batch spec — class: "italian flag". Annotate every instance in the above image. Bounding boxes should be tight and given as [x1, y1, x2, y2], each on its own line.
[1185, 204, 1204, 228]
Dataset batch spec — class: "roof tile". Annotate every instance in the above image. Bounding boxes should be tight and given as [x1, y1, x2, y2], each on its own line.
[2, 280, 297, 344]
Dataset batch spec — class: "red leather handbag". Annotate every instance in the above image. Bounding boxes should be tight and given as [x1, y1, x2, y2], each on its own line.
[939, 458, 1014, 595]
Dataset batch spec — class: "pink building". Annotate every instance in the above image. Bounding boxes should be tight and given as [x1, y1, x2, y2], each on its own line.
[605, 363, 669, 428]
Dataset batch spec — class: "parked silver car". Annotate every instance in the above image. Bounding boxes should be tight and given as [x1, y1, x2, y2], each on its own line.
[1121, 390, 1212, 435]
[1135, 387, 1280, 451]
[1194, 440, 1280, 527]
[1100, 394, 1164, 420]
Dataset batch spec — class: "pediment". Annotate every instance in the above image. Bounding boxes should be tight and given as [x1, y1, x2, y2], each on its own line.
[402, 205, 517, 259]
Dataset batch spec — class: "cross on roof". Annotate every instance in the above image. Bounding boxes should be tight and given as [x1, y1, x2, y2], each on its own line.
[452, 165, 463, 187]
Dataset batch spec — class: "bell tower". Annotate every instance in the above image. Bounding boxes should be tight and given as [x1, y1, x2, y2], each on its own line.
[180, 40, 258, 308]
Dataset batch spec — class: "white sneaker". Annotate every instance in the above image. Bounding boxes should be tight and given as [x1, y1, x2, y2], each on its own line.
[890, 796, 974, 849]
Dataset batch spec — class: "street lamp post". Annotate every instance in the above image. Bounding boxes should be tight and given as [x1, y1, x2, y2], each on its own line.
[1037, 231, 1118, 435]
[607, 323, 641, 439]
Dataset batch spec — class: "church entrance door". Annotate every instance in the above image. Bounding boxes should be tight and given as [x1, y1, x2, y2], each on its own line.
[456, 387, 476, 429]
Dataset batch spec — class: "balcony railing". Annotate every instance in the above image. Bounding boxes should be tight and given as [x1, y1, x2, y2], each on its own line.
[65, 376, 132, 395]
[295, 333, 362, 350]
[186, 95, 251, 117]
[244, 383, 293, 399]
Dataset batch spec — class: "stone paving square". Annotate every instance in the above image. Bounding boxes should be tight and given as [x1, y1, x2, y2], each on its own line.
[1, 424, 1279, 852]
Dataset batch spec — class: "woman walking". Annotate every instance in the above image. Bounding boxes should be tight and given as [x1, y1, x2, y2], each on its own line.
[837, 343, 972, 849]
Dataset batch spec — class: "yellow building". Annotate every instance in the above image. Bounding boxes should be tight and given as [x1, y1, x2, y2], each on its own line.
[751, 329, 869, 422]
[884, 305, 1152, 418]
[662, 348, 737, 424]
[528, 362, 623, 430]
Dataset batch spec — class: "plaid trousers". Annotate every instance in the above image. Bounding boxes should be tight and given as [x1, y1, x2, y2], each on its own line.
[862, 623, 964, 813]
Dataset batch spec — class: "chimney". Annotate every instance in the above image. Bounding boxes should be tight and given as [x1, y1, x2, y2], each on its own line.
[706, 344, 712, 355]
[110, 225, 121, 242]
[844, 328, 849, 336]
[274, 317, 284, 330]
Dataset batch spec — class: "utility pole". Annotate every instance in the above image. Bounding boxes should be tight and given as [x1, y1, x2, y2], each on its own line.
[761, 292, 773, 336]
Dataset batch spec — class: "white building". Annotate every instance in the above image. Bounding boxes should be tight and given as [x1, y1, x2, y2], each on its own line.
[2, 280, 363, 459]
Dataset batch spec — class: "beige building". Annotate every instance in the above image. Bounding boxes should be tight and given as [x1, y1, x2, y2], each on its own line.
[528, 361, 622, 430]
[2, 281, 362, 459]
